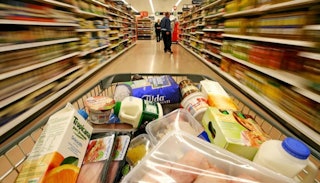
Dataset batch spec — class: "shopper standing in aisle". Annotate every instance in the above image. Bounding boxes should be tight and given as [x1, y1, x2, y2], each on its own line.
[160, 12, 173, 53]
[155, 19, 161, 42]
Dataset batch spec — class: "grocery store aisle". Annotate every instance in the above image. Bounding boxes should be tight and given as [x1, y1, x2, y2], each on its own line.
[94, 40, 218, 76]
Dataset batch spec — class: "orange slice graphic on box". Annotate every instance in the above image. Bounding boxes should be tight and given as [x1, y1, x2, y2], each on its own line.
[44, 164, 80, 183]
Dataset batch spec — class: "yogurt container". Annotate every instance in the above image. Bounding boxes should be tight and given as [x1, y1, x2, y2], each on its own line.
[180, 92, 209, 122]
[85, 96, 115, 124]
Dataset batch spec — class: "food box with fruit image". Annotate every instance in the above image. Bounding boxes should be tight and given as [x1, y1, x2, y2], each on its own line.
[15, 103, 93, 183]
[202, 107, 269, 160]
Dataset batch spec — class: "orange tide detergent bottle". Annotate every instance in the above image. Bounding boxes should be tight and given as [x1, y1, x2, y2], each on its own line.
[113, 96, 163, 128]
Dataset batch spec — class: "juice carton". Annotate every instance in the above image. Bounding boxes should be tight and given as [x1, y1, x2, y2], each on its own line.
[15, 103, 93, 183]
[202, 107, 269, 160]
[200, 80, 238, 111]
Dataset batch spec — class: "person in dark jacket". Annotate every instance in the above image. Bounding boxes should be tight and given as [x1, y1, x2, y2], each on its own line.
[160, 12, 173, 53]
[154, 19, 161, 42]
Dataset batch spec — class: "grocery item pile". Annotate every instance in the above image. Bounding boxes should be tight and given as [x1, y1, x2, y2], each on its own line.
[16, 75, 316, 183]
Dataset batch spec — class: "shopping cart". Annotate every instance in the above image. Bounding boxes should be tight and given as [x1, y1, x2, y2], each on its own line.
[1, 73, 319, 182]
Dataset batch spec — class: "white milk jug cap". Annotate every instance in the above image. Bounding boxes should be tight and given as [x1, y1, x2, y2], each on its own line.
[282, 137, 310, 160]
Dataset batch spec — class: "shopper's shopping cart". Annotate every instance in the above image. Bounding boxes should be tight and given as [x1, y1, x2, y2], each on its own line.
[1, 73, 319, 182]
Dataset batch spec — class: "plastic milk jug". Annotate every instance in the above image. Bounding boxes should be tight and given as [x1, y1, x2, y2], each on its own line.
[113, 96, 163, 128]
[253, 137, 317, 183]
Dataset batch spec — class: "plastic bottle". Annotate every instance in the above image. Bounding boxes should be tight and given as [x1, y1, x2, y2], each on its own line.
[113, 96, 163, 128]
[253, 137, 317, 182]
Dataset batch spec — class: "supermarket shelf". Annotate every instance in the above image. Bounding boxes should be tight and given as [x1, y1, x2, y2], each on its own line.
[203, 28, 224, 32]
[179, 42, 320, 151]
[109, 37, 120, 41]
[204, 12, 224, 19]
[222, 34, 316, 47]
[119, 39, 129, 44]
[0, 66, 81, 110]
[190, 38, 204, 44]
[76, 28, 109, 32]
[203, 38, 223, 45]
[109, 31, 120, 34]
[0, 19, 79, 27]
[224, 0, 317, 18]
[303, 25, 320, 30]
[0, 43, 136, 138]
[190, 44, 203, 52]
[92, 0, 109, 8]
[203, 49, 222, 59]
[292, 87, 320, 104]
[221, 52, 320, 102]
[195, 31, 205, 34]
[79, 44, 109, 57]
[109, 43, 120, 49]
[0, 38, 79, 53]
[109, 25, 123, 28]
[298, 51, 320, 60]
[74, 8, 108, 19]
[39, 0, 76, 8]
[201, 0, 223, 10]
[0, 52, 80, 80]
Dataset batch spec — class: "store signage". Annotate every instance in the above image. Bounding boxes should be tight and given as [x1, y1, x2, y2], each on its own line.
[192, 0, 202, 4]
[140, 11, 148, 17]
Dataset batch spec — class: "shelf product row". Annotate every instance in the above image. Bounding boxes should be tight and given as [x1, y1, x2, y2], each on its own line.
[0, 0, 137, 139]
[178, 0, 320, 158]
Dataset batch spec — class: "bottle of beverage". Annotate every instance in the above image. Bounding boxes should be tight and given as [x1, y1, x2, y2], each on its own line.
[253, 137, 317, 182]
[113, 96, 163, 128]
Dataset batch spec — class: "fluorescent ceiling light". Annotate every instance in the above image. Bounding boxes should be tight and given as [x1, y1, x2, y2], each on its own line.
[131, 6, 139, 13]
[175, 0, 182, 6]
[149, 0, 155, 14]
[172, 0, 182, 12]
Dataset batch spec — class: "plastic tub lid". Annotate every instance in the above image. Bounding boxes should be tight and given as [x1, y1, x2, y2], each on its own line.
[282, 137, 310, 160]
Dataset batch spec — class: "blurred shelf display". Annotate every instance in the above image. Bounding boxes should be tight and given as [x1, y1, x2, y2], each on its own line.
[137, 18, 153, 40]
[0, 0, 136, 138]
[179, 0, 320, 153]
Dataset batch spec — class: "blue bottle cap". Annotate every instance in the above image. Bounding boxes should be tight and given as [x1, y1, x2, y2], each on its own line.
[281, 137, 310, 160]
[78, 109, 88, 120]
[197, 131, 211, 143]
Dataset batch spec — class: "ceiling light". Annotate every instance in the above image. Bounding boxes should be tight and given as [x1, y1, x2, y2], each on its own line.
[131, 6, 139, 13]
[149, 0, 155, 14]
[175, 0, 182, 6]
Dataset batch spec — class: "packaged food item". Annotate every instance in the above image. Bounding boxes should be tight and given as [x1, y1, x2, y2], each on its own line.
[126, 134, 153, 166]
[123, 75, 181, 104]
[146, 109, 209, 145]
[200, 80, 238, 110]
[113, 96, 163, 129]
[121, 132, 293, 183]
[202, 107, 269, 160]
[85, 96, 115, 124]
[77, 133, 116, 183]
[253, 138, 317, 182]
[179, 79, 200, 99]
[105, 132, 131, 183]
[114, 84, 132, 102]
[16, 103, 93, 183]
[180, 92, 209, 122]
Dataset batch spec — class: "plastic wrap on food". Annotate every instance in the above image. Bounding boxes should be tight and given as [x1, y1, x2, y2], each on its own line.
[105, 132, 132, 183]
[121, 132, 294, 183]
[146, 109, 209, 145]
[126, 134, 153, 167]
[77, 132, 116, 183]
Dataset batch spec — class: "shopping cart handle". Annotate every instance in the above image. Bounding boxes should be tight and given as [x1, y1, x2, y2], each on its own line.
[100, 74, 132, 89]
